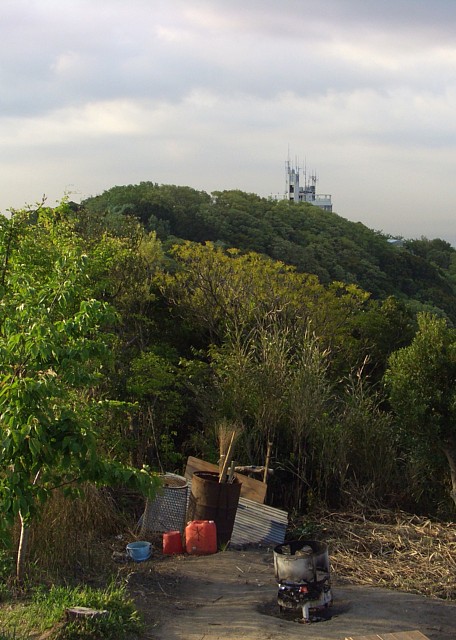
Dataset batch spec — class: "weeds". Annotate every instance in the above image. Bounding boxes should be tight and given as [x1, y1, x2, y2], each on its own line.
[288, 518, 323, 540]
[1, 582, 142, 640]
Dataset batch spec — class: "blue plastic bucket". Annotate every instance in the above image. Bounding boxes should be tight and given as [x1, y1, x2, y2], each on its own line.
[126, 541, 152, 562]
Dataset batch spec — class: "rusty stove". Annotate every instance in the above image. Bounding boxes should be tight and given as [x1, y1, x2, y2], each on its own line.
[273, 540, 332, 623]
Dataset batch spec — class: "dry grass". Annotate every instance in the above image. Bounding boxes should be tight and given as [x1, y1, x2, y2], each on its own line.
[216, 418, 242, 461]
[311, 509, 456, 600]
[27, 484, 126, 579]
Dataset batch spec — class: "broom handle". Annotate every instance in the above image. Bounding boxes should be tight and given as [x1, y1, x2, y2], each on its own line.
[219, 431, 236, 482]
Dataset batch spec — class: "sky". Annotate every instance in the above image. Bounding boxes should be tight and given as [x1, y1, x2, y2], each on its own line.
[2, 0, 456, 245]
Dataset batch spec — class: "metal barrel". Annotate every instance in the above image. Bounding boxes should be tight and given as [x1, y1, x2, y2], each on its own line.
[187, 471, 242, 547]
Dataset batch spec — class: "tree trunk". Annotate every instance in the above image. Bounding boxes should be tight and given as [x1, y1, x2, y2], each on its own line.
[16, 511, 30, 583]
[442, 442, 456, 509]
[16, 470, 41, 583]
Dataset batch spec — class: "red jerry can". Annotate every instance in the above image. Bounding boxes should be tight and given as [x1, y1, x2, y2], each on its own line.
[185, 520, 217, 555]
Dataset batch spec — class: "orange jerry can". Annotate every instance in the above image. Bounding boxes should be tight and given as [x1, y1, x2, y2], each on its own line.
[185, 520, 217, 555]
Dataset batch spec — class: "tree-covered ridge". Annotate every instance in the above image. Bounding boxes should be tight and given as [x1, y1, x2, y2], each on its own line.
[82, 182, 456, 323]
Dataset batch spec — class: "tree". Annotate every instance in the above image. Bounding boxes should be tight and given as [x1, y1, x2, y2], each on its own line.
[351, 296, 416, 381]
[0, 205, 160, 581]
[384, 313, 456, 509]
[158, 241, 369, 359]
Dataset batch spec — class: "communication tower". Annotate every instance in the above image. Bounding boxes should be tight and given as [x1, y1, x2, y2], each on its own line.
[285, 159, 332, 212]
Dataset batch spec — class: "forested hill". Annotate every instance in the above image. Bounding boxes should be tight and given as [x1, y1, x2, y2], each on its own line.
[82, 182, 456, 323]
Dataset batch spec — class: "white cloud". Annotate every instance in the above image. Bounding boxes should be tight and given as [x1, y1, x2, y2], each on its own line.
[0, 100, 145, 148]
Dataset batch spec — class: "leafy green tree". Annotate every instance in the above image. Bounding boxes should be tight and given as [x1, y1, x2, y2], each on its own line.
[82, 181, 211, 239]
[351, 296, 416, 380]
[159, 241, 369, 363]
[0, 206, 159, 581]
[404, 237, 455, 271]
[126, 347, 186, 469]
[385, 313, 456, 509]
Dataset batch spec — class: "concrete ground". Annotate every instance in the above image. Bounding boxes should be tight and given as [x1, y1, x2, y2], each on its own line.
[126, 547, 456, 640]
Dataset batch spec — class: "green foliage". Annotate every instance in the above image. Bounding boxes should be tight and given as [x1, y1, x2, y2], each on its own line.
[334, 371, 397, 501]
[82, 181, 211, 241]
[351, 296, 416, 380]
[0, 205, 160, 580]
[125, 347, 198, 469]
[404, 237, 454, 270]
[0, 549, 14, 582]
[385, 313, 456, 507]
[0, 549, 14, 602]
[210, 320, 293, 463]
[0, 630, 25, 640]
[385, 313, 456, 443]
[279, 328, 333, 509]
[209, 318, 398, 508]
[159, 241, 370, 369]
[4, 183, 455, 519]
[288, 518, 323, 540]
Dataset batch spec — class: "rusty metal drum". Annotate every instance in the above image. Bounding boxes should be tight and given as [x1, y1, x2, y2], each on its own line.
[187, 471, 242, 547]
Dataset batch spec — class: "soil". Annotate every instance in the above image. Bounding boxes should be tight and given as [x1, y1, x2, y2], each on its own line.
[120, 546, 456, 640]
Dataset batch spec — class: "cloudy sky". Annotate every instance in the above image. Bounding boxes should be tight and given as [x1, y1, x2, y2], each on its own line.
[2, 0, 456, 244]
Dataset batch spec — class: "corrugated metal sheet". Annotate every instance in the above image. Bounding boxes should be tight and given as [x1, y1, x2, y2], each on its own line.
[231, 496, 288, 546]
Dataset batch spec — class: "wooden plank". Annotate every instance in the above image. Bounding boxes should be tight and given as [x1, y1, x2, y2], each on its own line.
[185, 456, 267, 504]
[345, 631, 430, 640]
[66, 607, 109, 620]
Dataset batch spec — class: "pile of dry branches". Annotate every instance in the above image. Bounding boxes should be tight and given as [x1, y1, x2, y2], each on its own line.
[314, 509, 456, 600]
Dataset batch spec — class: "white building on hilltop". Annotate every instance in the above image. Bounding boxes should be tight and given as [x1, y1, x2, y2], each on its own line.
[285, 160, 333, 212]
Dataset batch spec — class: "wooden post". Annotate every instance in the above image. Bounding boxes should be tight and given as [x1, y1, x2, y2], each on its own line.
[263, 441, 272, 483]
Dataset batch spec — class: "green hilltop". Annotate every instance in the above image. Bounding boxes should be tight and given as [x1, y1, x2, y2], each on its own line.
[82, 182, 456, 323]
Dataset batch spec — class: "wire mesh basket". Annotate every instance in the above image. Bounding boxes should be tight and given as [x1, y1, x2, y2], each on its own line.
[141, 473, 188, 535]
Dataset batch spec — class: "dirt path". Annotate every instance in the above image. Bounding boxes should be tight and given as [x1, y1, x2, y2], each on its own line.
[124, 547, 456, 640]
